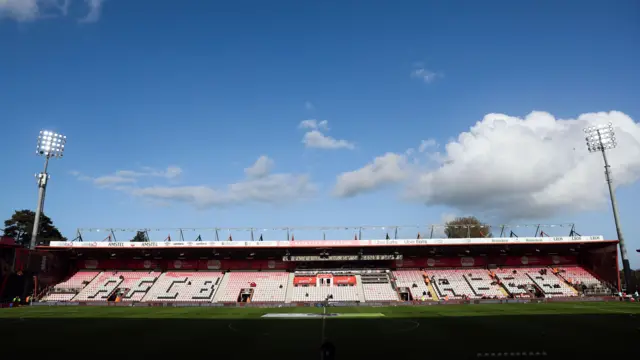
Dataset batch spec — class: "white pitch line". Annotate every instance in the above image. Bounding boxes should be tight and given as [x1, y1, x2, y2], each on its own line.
[321, 306, 327, 343]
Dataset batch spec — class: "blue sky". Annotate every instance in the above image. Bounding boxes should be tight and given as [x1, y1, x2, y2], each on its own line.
[1, 1, 639, 265]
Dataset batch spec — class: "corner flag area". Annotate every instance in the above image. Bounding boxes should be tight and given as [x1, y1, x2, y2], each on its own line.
[1, 302, 638, 359]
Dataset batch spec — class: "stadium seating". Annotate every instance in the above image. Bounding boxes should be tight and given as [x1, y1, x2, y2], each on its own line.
[519, 267, 576, 297]
[142, 271, 223, 302]
[462, 269, 507, 298]
[362, 283, 398, 301]
[52, 271, 100, 291]
[216, 272, 289, 302]
[493, 268, 536, 297]
[40, 265, 604, 303]
[556, 266, 603, 287]
[291, 285, 359, 302]
[427, 269, 479, 299]
[73, 271, 161, 301]
[359, 272, 399, 301]
[392, 270, 431, 300]
[42, 293, 77, 301]
[42, 271, 100, 302]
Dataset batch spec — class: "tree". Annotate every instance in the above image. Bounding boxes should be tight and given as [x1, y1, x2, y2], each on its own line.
[3, 209, 66, 246]
[444, 216, 491, 238]
[130, 231, 148, 242]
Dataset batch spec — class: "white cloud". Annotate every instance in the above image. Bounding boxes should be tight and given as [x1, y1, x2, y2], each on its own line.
[418, 139, 437, 152]
[78, 0, 104, 23]
[337, 110, 640, 220]
[59, 0, 70, 15]
[93, 175, 136, 187]
[298, 120, 354, 150]
[0, 0, 40, 21]
[0, 0, 102, 22]
[299, 119, 328, 130]
[410, 62, 442, 84]
[130, 157, 316, 208]
[132, 174, 315, 208]
[73, 166, 183, 188]
[406, 111, 640, 219]
[163, 166, 183, 179]
[117, 166, 183, 180]
[244, 155, 274, 179]
[77, 157, 316, 208]
[303, 130, 355, 150]
[333, 153, 409, 197]
[304, 101, 315, 110]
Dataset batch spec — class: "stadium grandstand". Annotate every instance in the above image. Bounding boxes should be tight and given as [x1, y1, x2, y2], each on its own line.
[2, 225, 638, 360]
[6, 224, 619, 305]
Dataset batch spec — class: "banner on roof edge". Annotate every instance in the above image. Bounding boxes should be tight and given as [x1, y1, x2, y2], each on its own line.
[46, 235, 605, 248]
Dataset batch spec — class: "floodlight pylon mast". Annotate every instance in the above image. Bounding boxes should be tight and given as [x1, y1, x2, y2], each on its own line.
[30, 157, 50, 250]
[600, 139, 634, 292]
[30, 130, 66, 250]
[584, 123, 634, 293]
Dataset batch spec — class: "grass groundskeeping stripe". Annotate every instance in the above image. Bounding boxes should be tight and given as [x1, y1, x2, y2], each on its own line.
[261, 313, 324, 318]
[334, 313, 385, 318]
[261, 312, 385, 318]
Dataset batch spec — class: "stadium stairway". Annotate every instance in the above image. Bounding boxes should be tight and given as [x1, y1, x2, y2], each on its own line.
[497, 285, 510, 297]
[569, 285, 579, 295]
[560, 277, 580, 296]
[355, 275, 367, 302]
[284, 273, 295, 303]
[212, 272, 232, 303]
[487, 270, 510, 297]
[553, 270, 582, 296]
[427, 282, 439, 300]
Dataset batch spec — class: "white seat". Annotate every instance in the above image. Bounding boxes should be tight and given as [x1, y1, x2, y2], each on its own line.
[494, 268, 535, 297]
[142, 271, 223, 302]
[362, 283, 398, 301]
[519, 267, 575, 297]
[42, 270, 101, 302]
[393, 270, 431, 300]
[216, 272, 289, 303]
[556, 266, 603, 287]
[73, 271, 161, 301]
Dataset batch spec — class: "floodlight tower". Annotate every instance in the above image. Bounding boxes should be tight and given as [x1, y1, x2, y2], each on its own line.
[30, 130, 66, 250]
[584, 123, 635, 292]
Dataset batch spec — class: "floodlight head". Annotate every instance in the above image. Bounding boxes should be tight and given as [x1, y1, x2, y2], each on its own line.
[583, 123, 617, 152]
[37, 130, 66, 158]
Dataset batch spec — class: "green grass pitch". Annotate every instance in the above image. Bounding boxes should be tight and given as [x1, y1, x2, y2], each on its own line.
[1, 302, 638, 359]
